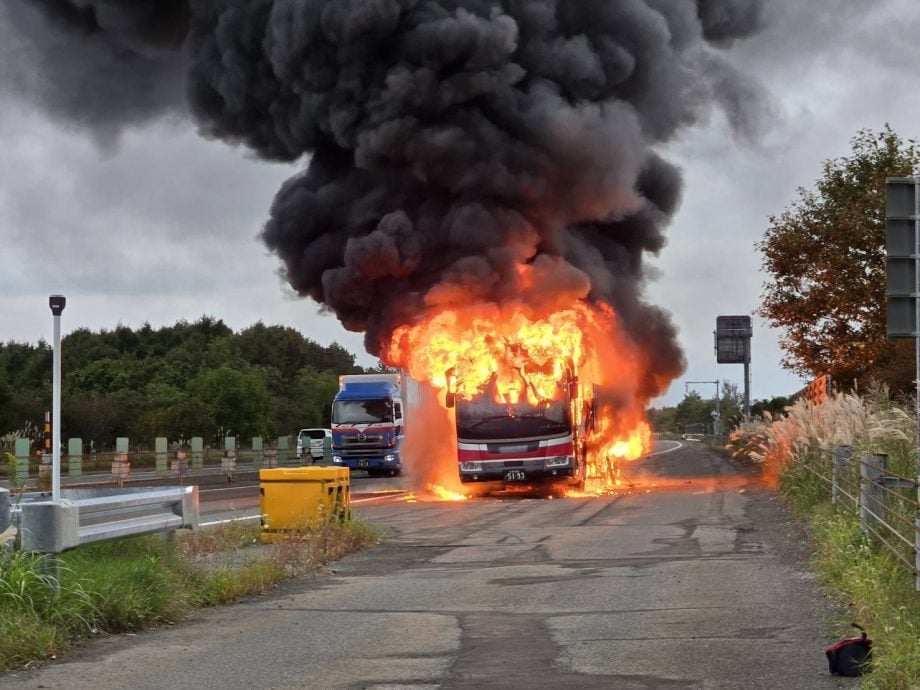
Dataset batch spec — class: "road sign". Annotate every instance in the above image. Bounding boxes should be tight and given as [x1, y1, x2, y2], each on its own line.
[886, 178, 920, 337]
[715, 315, 753, 337]
[714, 315, 753, 420]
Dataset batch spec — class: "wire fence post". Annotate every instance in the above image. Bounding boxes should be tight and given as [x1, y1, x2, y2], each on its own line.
[832, 446, 851, 505]
[860, 453, 886, 533]
[916, 505, 920, 592]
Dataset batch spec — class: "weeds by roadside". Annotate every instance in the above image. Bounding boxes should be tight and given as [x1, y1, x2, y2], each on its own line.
[0, 518, 383, 673]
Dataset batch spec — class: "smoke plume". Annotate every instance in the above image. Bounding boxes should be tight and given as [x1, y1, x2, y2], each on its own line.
[3, 0, 769, 400]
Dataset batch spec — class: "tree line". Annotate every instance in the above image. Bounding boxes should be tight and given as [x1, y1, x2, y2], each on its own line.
[0, 317, 371, 449]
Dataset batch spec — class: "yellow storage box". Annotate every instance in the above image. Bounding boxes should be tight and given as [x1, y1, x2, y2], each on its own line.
[260, 466, 350, 543]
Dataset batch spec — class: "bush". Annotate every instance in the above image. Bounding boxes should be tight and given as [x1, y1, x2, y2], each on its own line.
[0, 519, 382, 672]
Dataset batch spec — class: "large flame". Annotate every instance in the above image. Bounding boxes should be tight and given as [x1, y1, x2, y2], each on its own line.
[385, 297, 654, 498]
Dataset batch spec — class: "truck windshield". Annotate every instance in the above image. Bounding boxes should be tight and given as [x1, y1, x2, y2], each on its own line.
[456, 391, 570, 440]
[332, 399, 393, 425]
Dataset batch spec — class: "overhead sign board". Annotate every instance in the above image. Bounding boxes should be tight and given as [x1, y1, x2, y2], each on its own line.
[714, 315, 752, 364]
[716, 337, 747, 364]
[715, 315, 753, 337]
[886, 177, 920, 338]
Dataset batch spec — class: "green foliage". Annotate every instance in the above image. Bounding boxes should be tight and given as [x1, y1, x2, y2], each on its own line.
[189, 365, 271, 439]
[808, 507, 920, 689]
[0, 521, 382, 672]
[0, 551, 97, 672]
[0, 372, 12, 433]
[758, 127, 920, 394]
[0, 316, 367, 445]
[750, 396, 790, 419]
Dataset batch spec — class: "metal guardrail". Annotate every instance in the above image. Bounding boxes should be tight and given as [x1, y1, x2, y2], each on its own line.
[795, 446, 920, 591]
[18, 486, 199, 554]
[1, 447, 312, 489]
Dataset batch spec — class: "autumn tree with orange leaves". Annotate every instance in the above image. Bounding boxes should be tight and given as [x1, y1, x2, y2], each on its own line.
[758, 127, 920, 395]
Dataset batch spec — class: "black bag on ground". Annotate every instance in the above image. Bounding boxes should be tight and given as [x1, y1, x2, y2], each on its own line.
[825, 624, 872, 677]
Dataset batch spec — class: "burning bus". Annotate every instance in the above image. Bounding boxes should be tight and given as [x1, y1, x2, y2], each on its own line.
[445, 363, 594, 491]
[386, 300, 654, 496]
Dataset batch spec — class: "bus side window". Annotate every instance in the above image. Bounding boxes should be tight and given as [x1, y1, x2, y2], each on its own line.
[394, 402, 403, 421]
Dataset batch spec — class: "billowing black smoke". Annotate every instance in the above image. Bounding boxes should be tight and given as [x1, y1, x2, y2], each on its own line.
[1, 1, 190, 141]
[3, 0, 768, 399]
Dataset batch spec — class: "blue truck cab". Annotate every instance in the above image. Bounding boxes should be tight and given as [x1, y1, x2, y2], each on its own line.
[330, 373, 413, 476]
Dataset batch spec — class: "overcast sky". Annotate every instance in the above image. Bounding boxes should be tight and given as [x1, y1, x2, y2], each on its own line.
[1, 0, 919, 407]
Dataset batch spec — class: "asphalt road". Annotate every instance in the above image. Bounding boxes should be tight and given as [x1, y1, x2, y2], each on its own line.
[0, 442, 854, 689]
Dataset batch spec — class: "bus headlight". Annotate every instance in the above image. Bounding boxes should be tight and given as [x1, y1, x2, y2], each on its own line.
[544, 456, 571, 468]
[384, 454, 396, 462]
[460, 462, 482, 472]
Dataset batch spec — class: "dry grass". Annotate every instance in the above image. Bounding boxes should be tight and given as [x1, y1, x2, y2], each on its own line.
[727, 387, 916, 484]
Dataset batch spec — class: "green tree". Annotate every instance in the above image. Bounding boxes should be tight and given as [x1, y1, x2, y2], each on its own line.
[647, 405, 677, 434]
[719, 381, 744, 427]
[189, 365, 271, 440]
[0, 371, 13, 433]
[758, 127, 920, 393]
[751, 396, 791, 419]
[673, 391, 711, 431]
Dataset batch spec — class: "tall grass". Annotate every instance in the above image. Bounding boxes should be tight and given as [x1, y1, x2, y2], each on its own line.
[729, 390, 920, 688]
[0, 519, 382, 673]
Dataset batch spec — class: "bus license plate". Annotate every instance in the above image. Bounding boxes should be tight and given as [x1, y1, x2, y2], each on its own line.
[504, 470, 526, 481]
[357, 459, 368, 468]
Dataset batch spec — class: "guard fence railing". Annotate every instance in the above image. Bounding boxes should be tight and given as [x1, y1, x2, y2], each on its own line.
[794, 445, 920, 591]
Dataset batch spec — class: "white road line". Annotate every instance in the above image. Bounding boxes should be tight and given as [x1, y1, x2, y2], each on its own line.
[199, 515, 261, 527]
[198, 486, 258, 494]
[199, 491, 406, 526]
[646, 441, 683, 457]
[352, 492, 408, 504]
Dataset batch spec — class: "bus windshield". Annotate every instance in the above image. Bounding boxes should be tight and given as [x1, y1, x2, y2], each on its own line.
[456, 384, 570, 441]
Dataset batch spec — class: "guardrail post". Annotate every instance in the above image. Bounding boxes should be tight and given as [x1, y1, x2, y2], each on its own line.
[171, 443, 188, 479]
[278, 436, 290, 466]
[113, 437, 131, 488]
[190, 437, 204, 471]
[831, 446, 851, 505]
[39, 452, 52, 488]
[252, 437, 263, 470]
[859, 453, 887, 533]
[222, 437, 237, 483]
[155, 437, 168, 477]
[14, 438, 30, 485]
[916, 502, 920, 592]
[67, 438, 83, 478]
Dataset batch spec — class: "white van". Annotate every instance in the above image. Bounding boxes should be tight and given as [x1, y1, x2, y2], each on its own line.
[296, 428, 332, 462]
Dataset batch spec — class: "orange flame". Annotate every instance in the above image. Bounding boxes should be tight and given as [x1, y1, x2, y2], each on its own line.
[385, 297, 655, 499]
[427, 484, 469, 501]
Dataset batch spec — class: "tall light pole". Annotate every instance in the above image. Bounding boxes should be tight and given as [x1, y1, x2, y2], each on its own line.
[49, 295, 66, 502]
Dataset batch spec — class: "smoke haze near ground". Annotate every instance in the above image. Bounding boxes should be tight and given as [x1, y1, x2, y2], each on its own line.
[2, 0, 770, 402]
